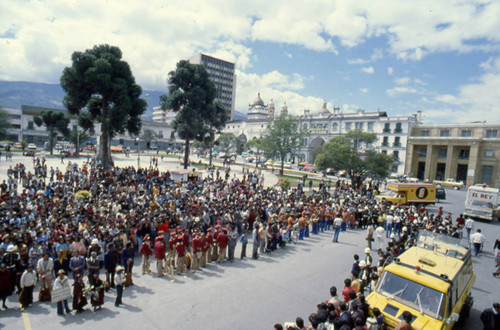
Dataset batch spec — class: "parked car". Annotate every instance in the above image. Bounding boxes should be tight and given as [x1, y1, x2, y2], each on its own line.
[436, 187, 447, 201]
[23, 151, 35, 156]
[27, 143, 37, 150]
[13, 142, 23, 149]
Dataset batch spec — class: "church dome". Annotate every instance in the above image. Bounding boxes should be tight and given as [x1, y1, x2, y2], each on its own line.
[320, 102, 330, 115]
[252, 93, 265, 107]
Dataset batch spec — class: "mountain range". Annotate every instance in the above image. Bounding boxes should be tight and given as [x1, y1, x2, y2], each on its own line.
[0, 81, 247, 121]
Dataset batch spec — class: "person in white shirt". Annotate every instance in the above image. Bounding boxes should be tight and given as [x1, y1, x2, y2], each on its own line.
[37, 253, 54, 291]
[465, 218, 474, 240]
[375, 226, 385, 251]
[385, 213, 394, 238]
[470, 229, 486, 256]
[20, 264, 37, 310]
[114, 265, 125, 307]
[53, 270, 72, 315]
[332, 216, 342, 243]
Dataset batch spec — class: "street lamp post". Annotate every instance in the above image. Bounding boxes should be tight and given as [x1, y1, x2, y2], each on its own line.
[136, 137, 140, 169]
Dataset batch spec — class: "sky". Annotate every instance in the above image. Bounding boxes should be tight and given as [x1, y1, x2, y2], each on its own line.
[1, 0, 500, 123]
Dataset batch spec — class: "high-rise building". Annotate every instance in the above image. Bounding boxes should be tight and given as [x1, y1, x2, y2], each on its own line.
[189, 53, 237, 120]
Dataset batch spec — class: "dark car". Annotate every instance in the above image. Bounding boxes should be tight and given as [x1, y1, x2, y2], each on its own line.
[436, 187, 446, 201]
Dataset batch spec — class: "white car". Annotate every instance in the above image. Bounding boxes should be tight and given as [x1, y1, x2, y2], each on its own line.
[27, 143, 37, 150]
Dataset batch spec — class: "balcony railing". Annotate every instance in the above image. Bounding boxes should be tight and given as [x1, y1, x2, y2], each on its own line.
[393, 143, 401, 147]
[394, 128, 403, 133]
[383, 128, 391, 133]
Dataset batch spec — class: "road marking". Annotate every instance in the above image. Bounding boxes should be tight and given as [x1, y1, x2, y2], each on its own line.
[21, 306, 32, 330]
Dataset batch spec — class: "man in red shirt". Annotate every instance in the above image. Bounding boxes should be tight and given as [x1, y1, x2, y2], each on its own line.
[342, 278, 356, 302]
[191, 233, 200, 272]
[456, 214, 465, 226]
[139, 235, 153, 275]
[158, 220, 170, 242]
[217, 228, 229, 263]
[154, 236, 166, 277]
[201, 233, 209, 267]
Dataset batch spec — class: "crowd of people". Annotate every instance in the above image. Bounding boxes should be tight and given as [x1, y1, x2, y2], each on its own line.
[0, 156, 499, 329]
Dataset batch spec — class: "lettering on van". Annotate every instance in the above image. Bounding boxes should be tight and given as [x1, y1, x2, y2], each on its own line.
[416, 187, 428, 199]
[471, 192, 493, 200]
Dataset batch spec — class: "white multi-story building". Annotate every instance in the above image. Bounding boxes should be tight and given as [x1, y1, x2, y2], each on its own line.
[223, 94, 421, 174]
[189, 53, 237, 121]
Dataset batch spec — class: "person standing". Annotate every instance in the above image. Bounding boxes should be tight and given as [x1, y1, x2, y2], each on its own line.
[240, 232, 248, 259]
[86, 251, 100, 285]
[154, 236, 166, 277]
[53, 270, 71, 316]
[366, 224, 374, 249]
[227, 226, 238, 262]
[217, 228, 229, 263]
[471, 229, 486, 256]
[37, 252, 53, 301]
[139, 235, 153, 275]
[465, 218, 474, 240]
[375, 225, 386, 251]
[385, 212, 394, 238]
[69, 251, 86, 280]
[480, 302, 500, 330]
[72, 274, 87, 313]
[114, 266, 125, 307]
[19, 264, 37, 311]
[122, 242, 135, 286]
[332, 216, 342, 243]
[252, 223, 260, 259]
[104, 245, 119, 288]
[0, 263, 15, 309]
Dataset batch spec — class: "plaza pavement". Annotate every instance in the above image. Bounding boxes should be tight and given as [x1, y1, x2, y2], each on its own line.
[0, 153, 499, 329]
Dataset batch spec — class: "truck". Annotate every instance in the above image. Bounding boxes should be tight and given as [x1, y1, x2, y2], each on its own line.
[463, 185, 500, 222]
[432, 178, 463, 190]
[375, 183, 437, 205]
[366, 231, 475, 329]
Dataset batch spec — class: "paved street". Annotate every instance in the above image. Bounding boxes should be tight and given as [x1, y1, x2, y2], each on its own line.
[0, 153, 499, 329]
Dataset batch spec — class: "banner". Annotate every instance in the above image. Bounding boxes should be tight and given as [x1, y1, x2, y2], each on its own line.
[51, 286, 72, 303]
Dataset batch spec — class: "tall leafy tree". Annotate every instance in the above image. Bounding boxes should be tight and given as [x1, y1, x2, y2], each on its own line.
[216, 133, 237, 156]
[0, 105, 11, 140]
[246, 137, 266, 168]
[67, 128, 90, 157]
[160, 60, 229, 169]
[315, 131, 393, 188]
[33, 110, 70, 155]
[60, 44, 147, 168]
[261, 114, 309, 174]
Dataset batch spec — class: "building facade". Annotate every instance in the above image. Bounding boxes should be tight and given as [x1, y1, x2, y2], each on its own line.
[405, 124, 500, 187]
[223, 94, 420, 174]
[189, 53, 237, 121]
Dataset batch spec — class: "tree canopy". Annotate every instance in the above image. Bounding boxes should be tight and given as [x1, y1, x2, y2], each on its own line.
[160, 60, 229, 169]
[261, 114, 309, 174]
[216, 133, 237, 155]
[33, 110, 70, 155]
[60, 44, 147, 168]
[246, 137, 267, 168]
[315, 130, 394, 187]
[0, 105, 11, 140]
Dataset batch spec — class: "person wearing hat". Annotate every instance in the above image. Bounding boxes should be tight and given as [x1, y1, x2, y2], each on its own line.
[87, 251, 100, 286]
[139, 235, 153, 275]
[154, 236, 166, 277]
[217, 228, 229, 263]
[72, 274, 87, 313]
[114, 265, 125, 307]
[53, 270, 71, 315]
[364, 248, 373, 267]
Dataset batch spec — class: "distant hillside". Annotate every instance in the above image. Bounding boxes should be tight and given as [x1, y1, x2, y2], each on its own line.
[0, 81, 248, 121]
[0, 81, 163, 121]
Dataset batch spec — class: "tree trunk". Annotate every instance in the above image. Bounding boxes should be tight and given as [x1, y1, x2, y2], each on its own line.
[183, 139, 190, 169]
[97, 110, 113, 168]
[209, 144, 213, 168]
[49, 130, 54, 156]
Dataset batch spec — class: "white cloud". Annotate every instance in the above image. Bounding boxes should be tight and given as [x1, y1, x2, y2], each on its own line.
[361, 66, 374, 74]
[394, 77, 411, 85]
[359, 87, 369, 93]
[386, 86, 418, 97]
[347, 48, 383, 65]
[387, 67, 394, 75]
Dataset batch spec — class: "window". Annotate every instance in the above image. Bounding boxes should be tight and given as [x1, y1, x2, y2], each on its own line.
[383, 123, 390, 133]
[438, 148, 447, 159]
[486, 129, 498, 138]
[421, 130, 430, 137]
[332, 123, 338, 131]
[382, 150, 387, 155]
[303, 124, 308, 130]
[440, 130, 450, 137]
[458, 149, 470, 160]
[355, 122, 364, 130]
[393, 151, 399, 160]
[481, 166, 493, 183]
[72, 125, 78, 131]
[345, 122, 351, 131]
[395, 123, 403, 133]
[382, 136, 389, 146]
[461, 130, 471, 137]
[418, 146, 427, 158]
[27, 121, 34, 130]
[367, 122, 374, 131]
[485, 150, 494, 157]
[394, 137, 401, 147]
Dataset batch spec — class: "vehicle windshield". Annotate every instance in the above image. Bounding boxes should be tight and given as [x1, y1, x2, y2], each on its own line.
[470, 200, 493, 208]
[377, 271, 445, 319]
[381, 190, 398, 198]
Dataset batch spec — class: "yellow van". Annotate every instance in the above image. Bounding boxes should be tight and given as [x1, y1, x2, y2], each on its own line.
[366, 231, 475, 329]
[375, 183, 437, 205]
